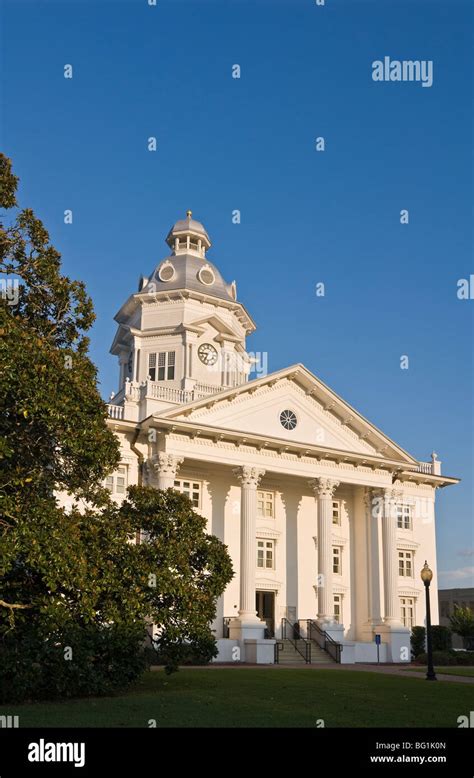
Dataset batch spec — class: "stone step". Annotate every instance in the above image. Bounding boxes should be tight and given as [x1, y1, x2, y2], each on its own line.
[275, 639, 333, 664]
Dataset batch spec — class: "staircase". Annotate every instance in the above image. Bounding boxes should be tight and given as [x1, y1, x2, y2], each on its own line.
[276, 638, 331, 665]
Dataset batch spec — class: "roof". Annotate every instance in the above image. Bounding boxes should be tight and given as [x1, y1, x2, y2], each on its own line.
[143, 252, 236, 303]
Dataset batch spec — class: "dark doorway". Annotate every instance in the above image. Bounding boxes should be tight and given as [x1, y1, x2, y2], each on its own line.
[256, 590, 275, 636]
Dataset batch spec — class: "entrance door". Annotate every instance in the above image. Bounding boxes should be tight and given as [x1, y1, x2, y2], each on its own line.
[256, 591, 275, 636]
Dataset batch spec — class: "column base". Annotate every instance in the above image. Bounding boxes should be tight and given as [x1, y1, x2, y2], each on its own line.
[228, 618, 272, 663]
[376, 624, 411, 663]
[359, 620, 384, 642]
[228, 617, 267, 642]
[324, 623, 345, 642]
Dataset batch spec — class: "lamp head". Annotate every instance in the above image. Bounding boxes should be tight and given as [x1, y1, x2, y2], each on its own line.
[421, 560, 433, 584]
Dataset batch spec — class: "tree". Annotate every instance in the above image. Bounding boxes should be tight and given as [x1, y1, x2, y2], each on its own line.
[0, 155, 233, 701]
[117, 486, 234, 671]
[449, 606, 474, 644]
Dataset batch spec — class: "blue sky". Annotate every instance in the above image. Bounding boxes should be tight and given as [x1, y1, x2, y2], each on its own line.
[2, 0, 472, 588]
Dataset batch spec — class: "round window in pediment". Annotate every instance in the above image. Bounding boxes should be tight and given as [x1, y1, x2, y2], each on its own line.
[198, 264, 215, 286]
[280, 409, 298, 431]
[158, 261, 176, 282]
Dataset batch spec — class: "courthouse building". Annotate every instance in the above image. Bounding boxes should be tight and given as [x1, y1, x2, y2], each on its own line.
[104, 212, 459, 663]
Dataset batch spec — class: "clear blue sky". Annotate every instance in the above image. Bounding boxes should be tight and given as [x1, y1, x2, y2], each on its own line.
[2, 0, 472, 588]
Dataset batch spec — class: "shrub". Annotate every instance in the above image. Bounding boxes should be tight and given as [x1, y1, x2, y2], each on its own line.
[0, 622, 149, 704]
[411, 626, 426, 657]
[431, 625, 452, 652]
[413, 650, 474, 666]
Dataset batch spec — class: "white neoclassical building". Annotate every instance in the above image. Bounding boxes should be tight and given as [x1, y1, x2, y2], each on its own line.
[104, 212, 459, 664]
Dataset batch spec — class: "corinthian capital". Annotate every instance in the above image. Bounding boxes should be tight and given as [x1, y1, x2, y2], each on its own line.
[153, 453, 183, 478]
[309, 477, 340, 499]
[233, 466, 265, 488]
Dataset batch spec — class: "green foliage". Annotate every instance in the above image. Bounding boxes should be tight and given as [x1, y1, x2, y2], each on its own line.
[449, 606, 474, 639]
[431, 625, 452, 652]
[411, 626, 426, 657]
[414, 650, 474, 666]
[117, 486, 233, 673]
[0, 622, 149, 704]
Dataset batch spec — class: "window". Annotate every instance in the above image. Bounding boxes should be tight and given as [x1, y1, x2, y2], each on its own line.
[334, 594, 342, 624]
[332, 500, 341, 525]
[105, 466, 127, 495]
[257, 540, 274, 569]
[148, 351, 175, 381]
[400, 597, 415, 627]
[174, 479, 201, 508]
[333, 546, 342, 575]
[279, 409, 297, 430]
[398, 550, 413, 577]
[198, 265, 215, 286]
[397, 504, 412, 530]
[257, 490, 275, 519]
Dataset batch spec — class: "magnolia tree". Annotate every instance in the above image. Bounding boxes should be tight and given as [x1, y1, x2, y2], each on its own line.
[0, 155, 233, 702]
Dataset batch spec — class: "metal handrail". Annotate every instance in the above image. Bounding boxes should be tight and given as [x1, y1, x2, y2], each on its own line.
[305, 619, 343, 663]
[281, 619, 312, 663]
[223, 617, 233, 638]
[274, 641, 283, 664]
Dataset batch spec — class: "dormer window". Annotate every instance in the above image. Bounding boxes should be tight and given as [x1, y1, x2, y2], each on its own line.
[158, 261, 175, 282]
[198, 264, 215, 286]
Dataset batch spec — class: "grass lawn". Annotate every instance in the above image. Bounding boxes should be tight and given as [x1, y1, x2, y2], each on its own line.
[404, 666, 474, 678]
[2, 669, 474, 728]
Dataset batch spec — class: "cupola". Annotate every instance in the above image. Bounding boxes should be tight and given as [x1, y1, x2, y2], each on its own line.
[165, 210, 211, 258]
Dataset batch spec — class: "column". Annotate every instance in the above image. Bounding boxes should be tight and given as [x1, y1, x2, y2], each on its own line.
[309, 477, 339, 625]
[381, 487, 402, 625]
[233, 466, 265, 621]
[153, 453, 183, 490]
[376, 486, 410, 662]
[365, 488, 382, 627]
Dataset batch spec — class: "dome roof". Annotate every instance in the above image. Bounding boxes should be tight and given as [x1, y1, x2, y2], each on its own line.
[144, 252, 237, 303]
[166, 210, 211, 249]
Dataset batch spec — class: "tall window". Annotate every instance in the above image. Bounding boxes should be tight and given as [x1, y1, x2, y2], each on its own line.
[332, 500, 341, 525]
[333, 546, 342, 575]
[257, 490, 274, 519]
[257, 540, 274, 569]
[398, 550, 413, 577]
[334, 594, 343, 624]
[400, 597, 415, 627]
[105, 465, 127, 495]
[148, 351, 175, 381]
[173, 479, 201, 508]
[397, 504, 412, 530]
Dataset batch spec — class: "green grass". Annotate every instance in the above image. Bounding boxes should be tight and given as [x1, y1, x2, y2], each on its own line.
[1, 669, 474, 728]
[404, 666, 474, 678]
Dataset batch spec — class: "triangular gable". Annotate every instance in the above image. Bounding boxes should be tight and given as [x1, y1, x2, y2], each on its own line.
[187, 313, 240, 339]
[158, 364, 417, 464]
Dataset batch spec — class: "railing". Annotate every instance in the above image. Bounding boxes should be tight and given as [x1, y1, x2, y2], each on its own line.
[413, 460, 441, 475]
[148, 384, 194, 404]
[274, 641, 283, 664]
[222, 617, 233, 639]
[281, 618, 312, 663]
[107, 404, 124, 420]
[107, 378, 248, 419]
[306, 619, 342, 663]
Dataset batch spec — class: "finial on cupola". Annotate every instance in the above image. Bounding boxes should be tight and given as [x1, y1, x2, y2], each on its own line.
[186, 209, 192, 218]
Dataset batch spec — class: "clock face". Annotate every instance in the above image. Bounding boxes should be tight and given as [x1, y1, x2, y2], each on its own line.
[198, 343, 218, 366]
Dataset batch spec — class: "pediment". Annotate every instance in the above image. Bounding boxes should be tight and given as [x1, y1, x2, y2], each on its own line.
[160, 365, 417, 464]
[186, 313, 240, 339]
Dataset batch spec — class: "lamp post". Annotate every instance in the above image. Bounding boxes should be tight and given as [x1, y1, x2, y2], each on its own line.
[420, 561, 437, 681]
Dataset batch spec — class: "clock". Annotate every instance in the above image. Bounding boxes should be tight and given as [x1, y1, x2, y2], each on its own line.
[198, 343, 218, 366]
